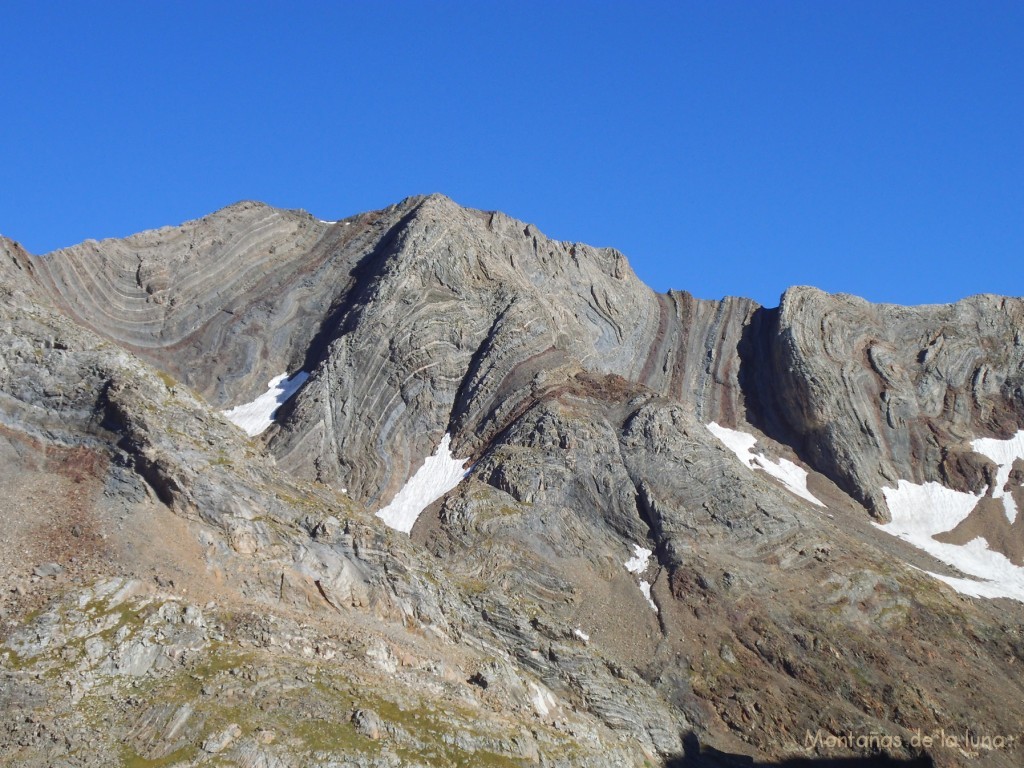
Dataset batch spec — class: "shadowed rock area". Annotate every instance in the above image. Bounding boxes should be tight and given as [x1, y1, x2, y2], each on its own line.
[666, 732, 936, 766]
[1, 195, 1023, 767]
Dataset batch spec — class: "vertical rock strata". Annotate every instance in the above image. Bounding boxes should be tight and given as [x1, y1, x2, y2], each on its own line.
[769, 287, 1024, 516]
[3, 195, 1024, 766]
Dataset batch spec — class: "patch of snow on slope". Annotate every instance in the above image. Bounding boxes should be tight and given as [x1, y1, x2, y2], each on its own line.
[223, 372, 310, 436]
[376, 434, 469, 534]
[880, 480, 980, 539]
[623, 544, 658, 612]
[877, 480, 1024, 602]
[638, 580, 658, 613]
[971, 431, 1024, 523]
[624, 544, 652, 574]
[706, 422, 824, 507]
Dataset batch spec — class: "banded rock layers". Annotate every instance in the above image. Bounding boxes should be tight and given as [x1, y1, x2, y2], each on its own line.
[3, 194, 1024, 767]
[9, 194, 1023, 525]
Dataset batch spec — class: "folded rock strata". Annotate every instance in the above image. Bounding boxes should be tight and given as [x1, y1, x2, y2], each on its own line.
[2, 195, 1023, 767]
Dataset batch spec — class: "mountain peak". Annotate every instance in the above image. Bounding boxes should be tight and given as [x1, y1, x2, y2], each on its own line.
[3, 196, 1024, 766]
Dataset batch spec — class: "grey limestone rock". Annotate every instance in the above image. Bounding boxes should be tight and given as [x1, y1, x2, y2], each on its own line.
[764, 285, 1024, 518]
[3, 196, 1024, 767]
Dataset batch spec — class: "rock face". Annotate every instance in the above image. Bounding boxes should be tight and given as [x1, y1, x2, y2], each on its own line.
[764, 288, 1024, 515]
[2, 195, 1024, 767]
[9, 202, 372, 407]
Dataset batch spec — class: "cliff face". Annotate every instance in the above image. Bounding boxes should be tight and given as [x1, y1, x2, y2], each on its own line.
[3, 196, 1024, 767]
[4, 201, 376, 406]
[17, 194, 1022, 521]
[766, 287, 1024, 514]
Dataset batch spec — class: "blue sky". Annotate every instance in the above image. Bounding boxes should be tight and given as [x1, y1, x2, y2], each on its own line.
[2, 1, 1022, 307]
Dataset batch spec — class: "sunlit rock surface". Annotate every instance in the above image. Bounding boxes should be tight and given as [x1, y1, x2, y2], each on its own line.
[2, 196, 1024, 767]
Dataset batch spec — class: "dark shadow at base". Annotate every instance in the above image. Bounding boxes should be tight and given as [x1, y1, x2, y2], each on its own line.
[665, 733, 935, 768]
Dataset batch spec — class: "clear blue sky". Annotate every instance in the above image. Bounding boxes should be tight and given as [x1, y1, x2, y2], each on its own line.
[2, 1, 1022, 307]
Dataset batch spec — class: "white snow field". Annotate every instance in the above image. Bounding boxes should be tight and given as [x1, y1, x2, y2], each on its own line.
[877, 478, 1024, 602]
[624, 544, 652, 574]
[971, 430, 1024, 523]
[706, 422, 825, 506]
[223, 371, 310, 436]
[638, 579, 658, 613]
[376, 434, 470, 534]
[623, 544, 658, 612]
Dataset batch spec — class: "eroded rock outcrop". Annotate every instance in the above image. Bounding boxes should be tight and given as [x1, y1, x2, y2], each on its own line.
[3, 195, 1024, 767]
[764, 286, 1024, 518]
[0, 239, 673, 766]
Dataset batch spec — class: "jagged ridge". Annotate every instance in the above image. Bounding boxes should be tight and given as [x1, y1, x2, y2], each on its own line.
[4, 195, 1024, 767]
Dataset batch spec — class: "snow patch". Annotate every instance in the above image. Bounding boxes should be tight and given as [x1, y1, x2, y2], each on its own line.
[1002, 495, 1018, 525]
[375, 434, 470, 534]
[706, 422, 824, 507]
[573, 628, 590, 644]
[880, 480, 980, 539]
[623, 544, 658, 612]
[877, 479, 1024, 602]
[971, 431, 1024, 523]
[639, 580, 658, 613]
[223, 372, 310, 436]
[624, 544, 652, 574]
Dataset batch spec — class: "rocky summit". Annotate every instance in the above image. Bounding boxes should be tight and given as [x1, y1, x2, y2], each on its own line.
[1, 194, 1023, 768]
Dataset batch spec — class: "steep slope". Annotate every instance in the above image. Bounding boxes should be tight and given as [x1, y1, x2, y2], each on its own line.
[3, 196, 1024, 766]
[0, 237, 672, 767]
[5, 196, 760, 501]
[765, 286, 1024, 518]
[5, 201, 402, 407]
[265, 195, 760, 508]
